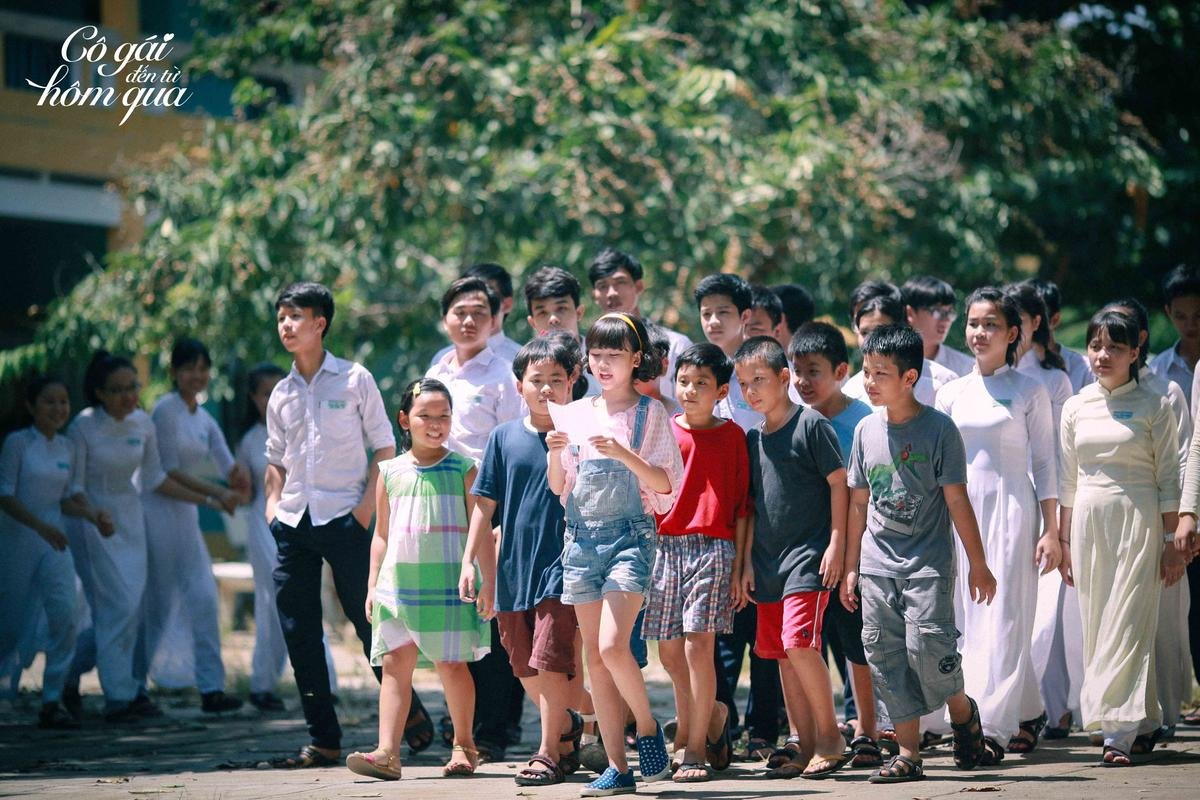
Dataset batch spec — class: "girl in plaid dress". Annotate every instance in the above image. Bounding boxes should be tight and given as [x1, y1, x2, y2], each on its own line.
[347, 378, 491, 781]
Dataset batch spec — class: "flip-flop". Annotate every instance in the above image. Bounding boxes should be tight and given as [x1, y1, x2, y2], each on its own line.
[404, 694, 434, 754]
[868, 754, 925, 783]
[1101, 746, 1131, 767]
[515, 754, 564, 786]
[672, 761, 712, 783]
[800, 751, 851, 779]
[273, 744, 340, 769]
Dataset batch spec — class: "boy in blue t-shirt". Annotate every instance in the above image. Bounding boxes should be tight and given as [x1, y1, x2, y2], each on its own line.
[461, 333, 583, 786]
[788, 321, 880, 767]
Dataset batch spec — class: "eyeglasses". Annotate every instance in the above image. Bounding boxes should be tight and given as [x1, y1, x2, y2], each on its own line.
[925, 306, 958, 322]
[103, 382, 141, 395]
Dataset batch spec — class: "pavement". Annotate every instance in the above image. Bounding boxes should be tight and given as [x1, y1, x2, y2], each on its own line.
[3, 631, 1199, 800]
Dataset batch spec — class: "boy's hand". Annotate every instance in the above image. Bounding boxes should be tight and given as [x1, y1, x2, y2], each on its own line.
[840, 570, 859, 612]
[1162, 545, 1186, 587]
[819, 542, 843, 588]
[738, 562, 756, 604]
[730, 560, 745, 611]
[967, 563, 997, 605]
[1175, 514, 1197, 556]
[458, 563, 477, 604]
[1034, 533, 1062, 575]
[475, 580, 496, 621]
[1059, 546, 1074, 587]
[546, 431, 570, 453]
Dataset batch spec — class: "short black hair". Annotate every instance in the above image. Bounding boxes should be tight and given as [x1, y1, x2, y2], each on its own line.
[1086, 309, 1141, 383]
[901, 275, 956, 310]
[462, 262, 513, 300]
[83, 350, 136, 406]
[771, 283, 815, 334]
[523, 266, 581, 310]
[1026, 277, 1062, 317]
[171, 337, 211, 370]
[441, 276, 499, 316]
[396, 378, 453, 452]
[750, 284, 783, 327]
[788, 321, 849, 368]
[585, 313, 661, 382]
[1102, 297, 1150, 367]
[1162, 264, 1200, 306]
[733, 335, 788, 373]
[849, 280, 903, 328]
[588, 247, 643, 284]
[673, 342, 733, 386]
[512, 331, 582, 382]
[276, 282, 334, 337]
[861, 324, 924, 381]
[642, 321, 672, 367]
[694, 273, 752, 313]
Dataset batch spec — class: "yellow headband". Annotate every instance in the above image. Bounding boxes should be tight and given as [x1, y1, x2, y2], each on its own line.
[599, 313, 643, 351]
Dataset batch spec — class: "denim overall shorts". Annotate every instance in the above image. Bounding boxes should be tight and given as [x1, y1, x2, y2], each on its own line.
[560, 395, 658, 605]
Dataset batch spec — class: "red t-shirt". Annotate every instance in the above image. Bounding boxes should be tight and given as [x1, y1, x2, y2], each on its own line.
[655, 415, 751, 540]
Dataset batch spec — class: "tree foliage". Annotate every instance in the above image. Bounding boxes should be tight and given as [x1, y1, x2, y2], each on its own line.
[1, 0, 1161, 403]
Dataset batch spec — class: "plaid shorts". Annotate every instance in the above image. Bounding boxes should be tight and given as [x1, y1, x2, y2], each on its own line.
[642, 533, 736, 639]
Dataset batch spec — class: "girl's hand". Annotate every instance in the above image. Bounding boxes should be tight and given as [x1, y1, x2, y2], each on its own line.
[364, 587, 375, 622]
[1163, 545, 1186, 587]
[819, 543, 843, 588]
[37, 523, 68, 551]
[458, 563, 477, 604]
[840, 570, 859, 612]
[227, 464, 251, 493]
[546, 431, 570, 453]
[1059, 547, 1074, 587]
[218, 489, 240, 515]
[1175, 514, 1197, 555]
[738, 562, 756, 604]
[588, 435, 632, 463]
[475, 581, 495, 622]
[967, 563, 997, 605]
[94, 510, 115, 537]
[1035, 534, 1062, 575]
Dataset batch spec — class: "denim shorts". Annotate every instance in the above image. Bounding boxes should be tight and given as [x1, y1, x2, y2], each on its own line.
[561, 515, 657, 605]
[860, 573, 963, 723]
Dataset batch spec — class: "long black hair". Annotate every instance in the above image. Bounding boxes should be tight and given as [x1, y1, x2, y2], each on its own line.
[964, 287, 1022, 366]
[395, 378, 452, 453]
[83, 350, 135, 407]
[243, 362, 287, 433]
[1005, 282, 1066, 372]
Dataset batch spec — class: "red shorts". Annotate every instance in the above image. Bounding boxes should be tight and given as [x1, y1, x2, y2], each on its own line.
[496, 597, 578, 678]
[754, 591, 830, 660]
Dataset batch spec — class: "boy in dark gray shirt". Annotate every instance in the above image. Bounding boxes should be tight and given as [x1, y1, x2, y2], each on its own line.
[842, 325, 997, 784]
[733, 337, 850, 779]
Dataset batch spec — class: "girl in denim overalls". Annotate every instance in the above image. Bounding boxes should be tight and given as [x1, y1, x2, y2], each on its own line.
[548, 314, 683, 796]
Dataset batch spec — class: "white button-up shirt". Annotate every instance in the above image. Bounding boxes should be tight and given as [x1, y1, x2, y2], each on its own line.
[425, 346, 525, 462]
[430, 331, 523, 369]
[843, 358, 957, 407]
[1148, 340, 1194, 409]
[266, 352, 395, 527]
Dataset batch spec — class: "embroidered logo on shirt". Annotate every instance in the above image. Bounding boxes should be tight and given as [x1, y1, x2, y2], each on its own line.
[56, 461, 70, 470]
[1113, 410, 1133, 420]
[126, 437, 141, 446]
[993, 398, 1012, 408]
[324, 400, 347, 410]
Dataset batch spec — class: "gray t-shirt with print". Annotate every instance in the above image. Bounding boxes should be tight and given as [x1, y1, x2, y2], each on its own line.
[846, 405, 966, 579]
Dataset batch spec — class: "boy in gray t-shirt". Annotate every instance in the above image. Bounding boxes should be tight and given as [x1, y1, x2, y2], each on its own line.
[842, 325, 998, 784]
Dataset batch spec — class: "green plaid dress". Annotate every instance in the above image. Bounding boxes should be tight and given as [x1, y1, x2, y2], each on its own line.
[370, 451, 490, 666]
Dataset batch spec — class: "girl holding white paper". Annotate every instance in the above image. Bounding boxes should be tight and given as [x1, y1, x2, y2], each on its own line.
[547, 312, 683, 796]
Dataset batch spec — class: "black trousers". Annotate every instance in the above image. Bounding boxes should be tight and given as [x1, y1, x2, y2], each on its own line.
[1189, 557, 1200, 689]
[470, 617, 526, 748]
[714, 604, 782, 741]
[272, 510, 381, 749]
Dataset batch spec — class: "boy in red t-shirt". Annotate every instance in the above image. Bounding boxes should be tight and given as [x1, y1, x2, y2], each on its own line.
[644, 342, 750, 783]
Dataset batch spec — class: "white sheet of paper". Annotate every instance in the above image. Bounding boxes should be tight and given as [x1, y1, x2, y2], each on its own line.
[547, 400, 630, 460]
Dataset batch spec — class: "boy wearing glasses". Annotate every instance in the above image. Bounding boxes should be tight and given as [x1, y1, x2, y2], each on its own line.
[901, 277, 975, 378]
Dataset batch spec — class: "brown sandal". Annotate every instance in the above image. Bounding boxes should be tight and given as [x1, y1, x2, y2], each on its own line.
[444, 744, 480, 777]
[515, 753, 564, 786]
[346, 747, 402, 780]
[274, 744, 340, 769]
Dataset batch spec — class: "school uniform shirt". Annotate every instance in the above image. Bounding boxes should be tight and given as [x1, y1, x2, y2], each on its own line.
[0, 427, 79, 523]
[1148, 340, 1194, 409]
[1016, 350, 1073, 455]
[842, 357, 957, 407]
[931, 343, 976, 378]
[425, 346, 525, 462]
[1137, 368, 1191, 481]
[430, 330, 523, 368]
[266, 351, 396, 528]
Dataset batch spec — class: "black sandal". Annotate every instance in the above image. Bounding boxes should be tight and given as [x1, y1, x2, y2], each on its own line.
[1101, 745, 1131, 767]
[404, 693, 434, 754]
[849, 735, 883, 768]
[979, 736, 1006, 766]
[951, 696, 984, 770]
[705, 703, 732, 771]
[515, 753, 565, 786]
[1007, 713, 1047, 754]
[868, 753, 924, 783]
[1130, 728, 1163, 755]
[558, 709, 584, 775]
[766, 736, 802, 769]
[273, 744, 340, 769]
